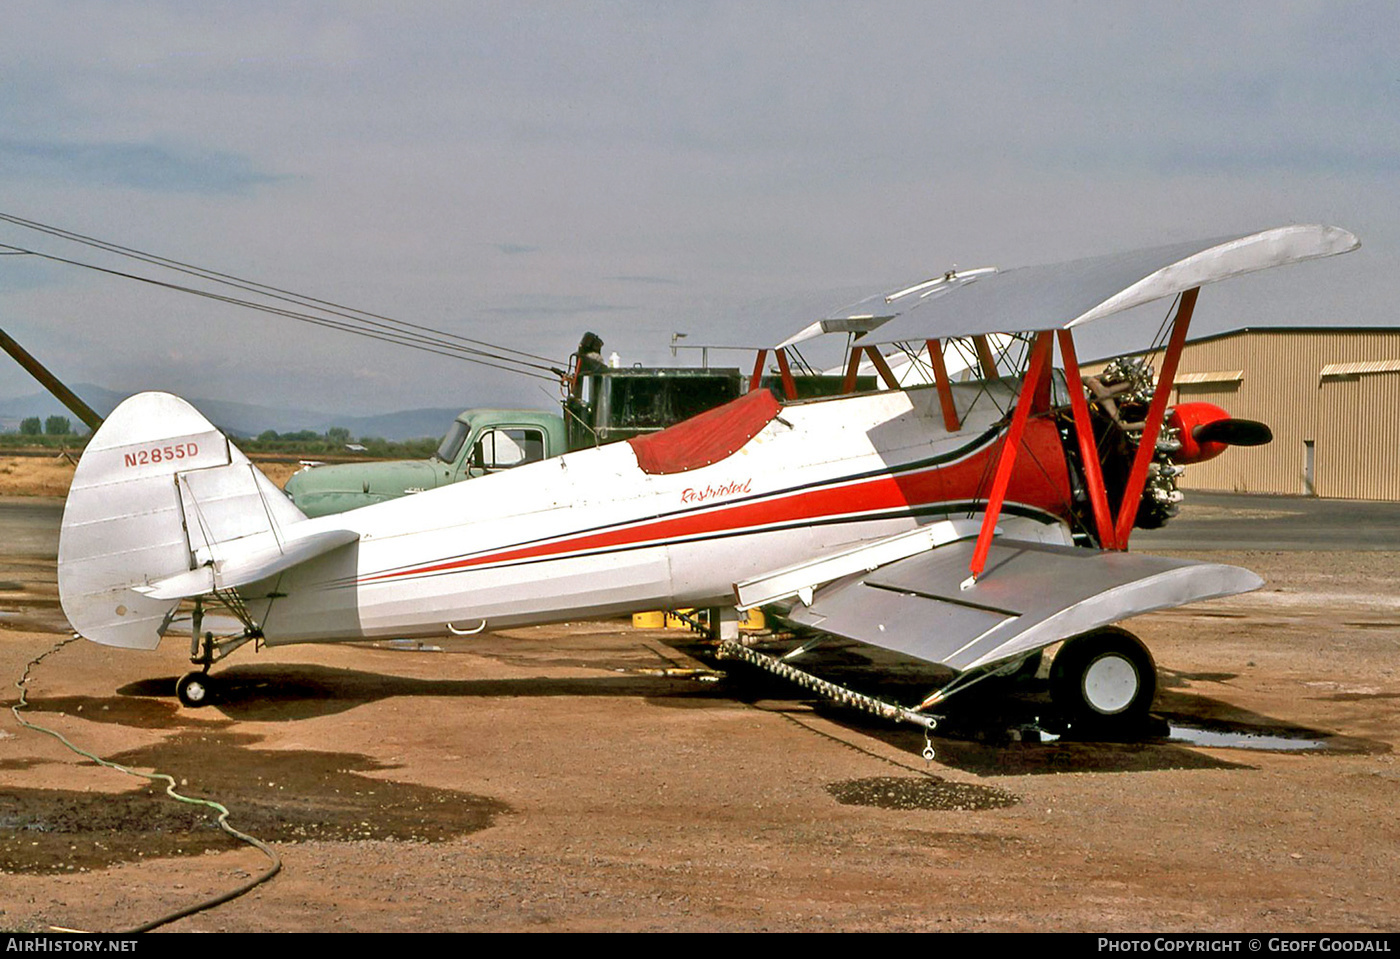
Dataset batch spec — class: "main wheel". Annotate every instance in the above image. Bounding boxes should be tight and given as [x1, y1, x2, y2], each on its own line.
[1050, 627, 1156, 734]
[176, 671, 214, 708]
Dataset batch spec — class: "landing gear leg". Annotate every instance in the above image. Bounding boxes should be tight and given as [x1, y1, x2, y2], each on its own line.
[188, 597, 203, 661]
[177, 600, 218, 708]
[174, 594, 261, 708]
[709, 606, 741, 643]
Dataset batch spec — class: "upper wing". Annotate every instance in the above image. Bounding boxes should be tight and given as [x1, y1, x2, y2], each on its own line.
[778, 225, 1359, 348]
[748, 533, 1261, 673]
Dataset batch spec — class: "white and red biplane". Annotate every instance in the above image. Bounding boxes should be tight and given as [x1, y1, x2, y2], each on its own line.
[56, 226, 1359, 736]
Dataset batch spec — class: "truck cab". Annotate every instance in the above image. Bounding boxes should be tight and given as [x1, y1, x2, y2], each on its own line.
[285, 408, 566, 517]
[283, 364, 851, 517]
[566, 367, 744, 448]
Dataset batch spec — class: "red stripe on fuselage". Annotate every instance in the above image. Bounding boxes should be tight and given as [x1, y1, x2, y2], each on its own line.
[357, 418, 1071, 585]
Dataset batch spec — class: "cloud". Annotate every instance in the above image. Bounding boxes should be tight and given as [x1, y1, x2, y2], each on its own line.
[0, 249, 66, 291]
[0, 138, 281, 194]
[478, 295, 638, 317]
[606, 275, 681, 286]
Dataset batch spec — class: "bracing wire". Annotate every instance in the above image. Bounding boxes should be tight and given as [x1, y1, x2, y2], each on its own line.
[0, 212, 564, 381]
[0, 242, 559, 382]
[1145, 293, 1183, 371]
[786, 344, 819, 378]
[0, 211, 559, 366]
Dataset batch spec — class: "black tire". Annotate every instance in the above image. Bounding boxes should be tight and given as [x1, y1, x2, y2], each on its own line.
[176, 671, 213, 708]
[1050, 627, 1156, 734]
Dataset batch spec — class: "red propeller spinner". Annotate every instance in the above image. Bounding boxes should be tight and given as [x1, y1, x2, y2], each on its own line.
[1167, 402, 1273, 465]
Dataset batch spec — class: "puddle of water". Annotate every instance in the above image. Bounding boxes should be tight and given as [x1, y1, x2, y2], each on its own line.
[0, 608, 72, 632]
[1165, 723, 1328, 752]
[0, 729, 508, 874]
[927, 710, 1338, 759]
[826, 776, 1019, 811]
[1009, 720, 1329, 752]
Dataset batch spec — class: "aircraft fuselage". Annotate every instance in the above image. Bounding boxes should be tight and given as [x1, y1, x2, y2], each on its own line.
[249, 382, 1075, 645]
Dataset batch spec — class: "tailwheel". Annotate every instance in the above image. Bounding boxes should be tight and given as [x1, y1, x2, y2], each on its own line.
[1050, 627, 1156, 735]
[176, 671, 215, 708]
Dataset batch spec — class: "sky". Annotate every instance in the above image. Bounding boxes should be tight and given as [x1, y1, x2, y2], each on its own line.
[1, 1, 1396, 417]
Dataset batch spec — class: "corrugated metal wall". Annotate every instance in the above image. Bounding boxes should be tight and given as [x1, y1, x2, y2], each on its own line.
[1318, 365, 1400, 499]
[1086, 329, 1400, 500]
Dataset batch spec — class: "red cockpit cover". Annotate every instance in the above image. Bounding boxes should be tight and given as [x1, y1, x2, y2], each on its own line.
[627, 389, 782, 475]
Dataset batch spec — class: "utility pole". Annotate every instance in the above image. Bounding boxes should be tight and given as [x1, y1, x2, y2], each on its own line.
[0, 327, 103, 431]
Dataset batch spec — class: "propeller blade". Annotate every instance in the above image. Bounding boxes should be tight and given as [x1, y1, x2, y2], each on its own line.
[1193, 418, 1273, 447]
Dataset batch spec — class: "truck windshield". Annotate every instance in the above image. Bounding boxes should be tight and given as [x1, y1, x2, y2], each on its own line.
[435, 421, 471, 463]
[607, 377, 739, 431]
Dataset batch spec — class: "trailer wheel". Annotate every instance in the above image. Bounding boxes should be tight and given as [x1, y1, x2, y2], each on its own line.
[1050, 628, 1156, 733]
[176, 671, 213, 708]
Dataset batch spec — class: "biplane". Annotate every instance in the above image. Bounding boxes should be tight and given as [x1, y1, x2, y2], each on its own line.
[56, 225, 1359, 736]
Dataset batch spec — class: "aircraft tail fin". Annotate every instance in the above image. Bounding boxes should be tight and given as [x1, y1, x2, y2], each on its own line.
[58, 392, 308, 649]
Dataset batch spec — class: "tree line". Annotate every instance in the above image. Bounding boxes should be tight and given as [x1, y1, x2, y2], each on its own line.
[0, 420, 437, 458]
[16, 415, 74, 436]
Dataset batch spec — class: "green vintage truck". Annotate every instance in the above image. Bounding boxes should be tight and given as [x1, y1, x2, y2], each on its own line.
[285, 407, 570, 517]
[285, 366, 748, 517]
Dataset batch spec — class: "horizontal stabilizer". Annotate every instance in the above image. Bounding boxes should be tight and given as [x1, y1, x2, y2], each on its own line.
[785, 538, 1262, 672]
[134, 528, 360, 600]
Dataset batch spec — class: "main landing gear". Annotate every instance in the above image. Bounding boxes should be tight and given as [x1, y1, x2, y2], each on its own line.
[1050, 627, 1157, 733]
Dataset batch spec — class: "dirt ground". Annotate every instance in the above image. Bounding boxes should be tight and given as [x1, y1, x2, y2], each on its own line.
[0, 455, 82, 498]
[0, 454, 302, 498]
[0, 492, 1397, 932]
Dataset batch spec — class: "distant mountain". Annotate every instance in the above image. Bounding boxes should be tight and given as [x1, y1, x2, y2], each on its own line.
[0, 383, 469, 441]
[328, 408, 464, 442]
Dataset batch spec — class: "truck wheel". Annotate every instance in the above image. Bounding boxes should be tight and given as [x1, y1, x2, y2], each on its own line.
[1050, 627, 1156, 734]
